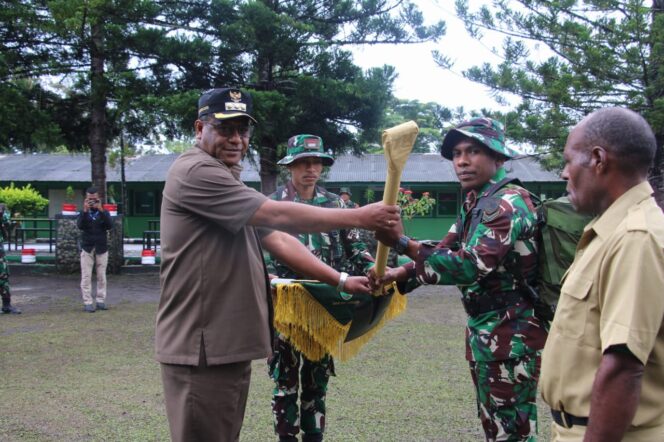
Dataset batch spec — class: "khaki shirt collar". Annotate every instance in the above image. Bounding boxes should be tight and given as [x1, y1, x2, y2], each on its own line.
[585, 181, 654, 241]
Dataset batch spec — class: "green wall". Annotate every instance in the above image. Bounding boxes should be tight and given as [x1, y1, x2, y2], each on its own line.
[2, 180, 567, 240]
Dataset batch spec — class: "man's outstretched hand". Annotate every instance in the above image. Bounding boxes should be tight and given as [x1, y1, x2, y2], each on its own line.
[342, 276, 373, 294]
[357, 202, 401, 232]
[368, 266, 409, 291]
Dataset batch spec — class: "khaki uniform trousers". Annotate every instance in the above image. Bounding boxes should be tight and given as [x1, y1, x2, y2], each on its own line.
[160, 348, 252, 442]
[552, 422, 664, 441]
[80, 249, 108, 305]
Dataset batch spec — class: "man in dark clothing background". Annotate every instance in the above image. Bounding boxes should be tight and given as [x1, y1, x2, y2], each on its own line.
[0, 203, 20, 314]
[76, 186, 113, 313]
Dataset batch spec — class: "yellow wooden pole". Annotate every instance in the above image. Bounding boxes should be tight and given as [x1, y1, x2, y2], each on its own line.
[373, 121, 419, 279]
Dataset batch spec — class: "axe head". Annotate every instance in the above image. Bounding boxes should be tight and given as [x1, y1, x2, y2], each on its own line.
[382, 121, 419, 173]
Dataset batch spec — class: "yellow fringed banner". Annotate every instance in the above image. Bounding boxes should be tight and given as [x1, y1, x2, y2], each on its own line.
[273, 282, 407, 362]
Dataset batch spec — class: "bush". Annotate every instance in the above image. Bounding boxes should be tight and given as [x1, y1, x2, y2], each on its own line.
[0, 183, 49, 216]
[398, 188, 436, 220]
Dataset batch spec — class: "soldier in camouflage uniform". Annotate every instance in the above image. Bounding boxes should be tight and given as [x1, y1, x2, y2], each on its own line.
[0, 203, 21, 314]
[268, 134, 374, 442]
[339, 187, 359, 208]
[372, 118, 548, 441]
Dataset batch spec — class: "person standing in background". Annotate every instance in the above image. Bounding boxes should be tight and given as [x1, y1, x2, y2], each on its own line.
[268, 135, 375, 442]
[76, 187, 113, 313]
[339, 187, 359, 208]
[0, 203, 20, 314]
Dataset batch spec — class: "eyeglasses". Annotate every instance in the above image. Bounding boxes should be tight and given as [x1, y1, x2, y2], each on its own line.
[205, 121, 254, 138]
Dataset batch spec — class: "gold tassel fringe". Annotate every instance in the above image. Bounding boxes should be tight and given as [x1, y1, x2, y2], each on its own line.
[273, 283, 407, 362]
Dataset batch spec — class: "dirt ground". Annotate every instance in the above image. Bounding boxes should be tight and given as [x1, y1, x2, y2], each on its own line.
[8, 268, 162, 314]
[7, 266, 463, 321]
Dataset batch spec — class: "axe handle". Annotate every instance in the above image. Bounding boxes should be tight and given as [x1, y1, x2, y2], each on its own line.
[373, 169, 401, 277]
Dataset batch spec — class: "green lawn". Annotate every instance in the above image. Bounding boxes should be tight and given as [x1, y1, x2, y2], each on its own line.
[0, 280, 552, 441]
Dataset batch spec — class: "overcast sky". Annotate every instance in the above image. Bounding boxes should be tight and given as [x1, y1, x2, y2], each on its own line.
[350, 0, 516, 111]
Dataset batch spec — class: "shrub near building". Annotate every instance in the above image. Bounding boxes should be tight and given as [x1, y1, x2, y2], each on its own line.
[0, 183, 49, 217]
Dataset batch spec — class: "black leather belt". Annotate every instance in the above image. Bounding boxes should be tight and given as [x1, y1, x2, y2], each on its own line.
[551, 409, 589, 428]
[461, 291, 527, 317]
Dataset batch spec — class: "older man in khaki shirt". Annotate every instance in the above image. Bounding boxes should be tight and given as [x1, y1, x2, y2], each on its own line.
[157, 88, 400, 442]
[540, 107, 664, 442]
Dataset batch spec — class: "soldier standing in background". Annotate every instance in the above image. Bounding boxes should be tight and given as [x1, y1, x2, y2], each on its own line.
[339, 187, 359, 208]
[268, 135, 375, 442]
[0, 203, 21, 314]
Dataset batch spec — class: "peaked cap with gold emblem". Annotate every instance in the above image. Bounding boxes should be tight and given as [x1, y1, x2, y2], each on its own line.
[198, 87, 257, 123]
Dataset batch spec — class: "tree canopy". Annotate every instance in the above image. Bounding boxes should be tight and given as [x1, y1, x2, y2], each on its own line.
[437, 0, 664, 203]
[1, 0, 446, 197]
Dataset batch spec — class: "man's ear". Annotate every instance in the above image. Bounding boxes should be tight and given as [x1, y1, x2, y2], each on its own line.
[194, 120, 203, 140]
[590, 145, 608, 174]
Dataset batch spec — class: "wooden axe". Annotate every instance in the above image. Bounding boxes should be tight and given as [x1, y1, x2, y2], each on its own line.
[374, 120, 419, 281]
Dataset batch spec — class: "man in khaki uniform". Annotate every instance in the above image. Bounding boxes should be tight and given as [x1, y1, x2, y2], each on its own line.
[540, 107, 664, 441]
[156, 87, 399, 442]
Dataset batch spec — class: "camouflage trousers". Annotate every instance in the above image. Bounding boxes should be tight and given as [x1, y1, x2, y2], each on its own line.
[269, 333, 335, 440]
[469, 351, 541, 442]
[0, 250, 10, 303]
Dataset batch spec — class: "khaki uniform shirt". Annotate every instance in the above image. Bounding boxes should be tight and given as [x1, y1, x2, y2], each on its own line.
[541, 181, 664, 429]
[156, 146, 271, 366]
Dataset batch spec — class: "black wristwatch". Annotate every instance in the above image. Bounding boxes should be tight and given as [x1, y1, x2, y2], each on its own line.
[394, 235, 410, 255]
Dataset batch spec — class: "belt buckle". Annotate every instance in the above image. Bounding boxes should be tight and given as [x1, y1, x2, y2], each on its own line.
[552, 409, 574, 429]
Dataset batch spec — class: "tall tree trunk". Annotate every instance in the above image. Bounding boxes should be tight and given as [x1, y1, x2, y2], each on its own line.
[259, 140, 278, 195]
[256, 30, 279, 194]
[89, 22, 107, 202]
[649, 1, 664, 208]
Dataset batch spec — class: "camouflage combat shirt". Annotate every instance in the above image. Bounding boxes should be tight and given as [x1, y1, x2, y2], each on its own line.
[401, 168, 548, 362]
[269, 181, 374, 278]
[0, 210, 10, 251]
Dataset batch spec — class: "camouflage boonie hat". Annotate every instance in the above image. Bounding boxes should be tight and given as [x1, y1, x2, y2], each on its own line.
[277, 134, 335, 166]
[440, 117, 519, 160]
[339, 187, 352, 196]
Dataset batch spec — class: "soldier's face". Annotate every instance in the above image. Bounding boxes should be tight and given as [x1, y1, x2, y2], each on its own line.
[288, 157, 323, 189]
[452, 139, 505, 191]
[561, 124, 600, 214]
[195, 117, 251, 167]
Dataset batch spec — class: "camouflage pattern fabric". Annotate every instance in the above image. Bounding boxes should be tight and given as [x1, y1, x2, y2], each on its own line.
[401, 168, 548, 362]
[469, 351, 541, 441]
[0, 210, 11, 303]
[277, 134, 335, 166]
[441, 117, 520, 160]
[269, 181, 373, 277]
[268, 181, 373, 439]
[269, 334, 334, 439]
[397, 167, 547, 441]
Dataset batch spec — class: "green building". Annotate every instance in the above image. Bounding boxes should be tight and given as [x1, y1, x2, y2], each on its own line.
[0, 152, 565, 240]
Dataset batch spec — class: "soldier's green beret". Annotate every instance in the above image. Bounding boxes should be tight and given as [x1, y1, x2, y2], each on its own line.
[440, 117, 519, 160]
[277, 134, 335, 166]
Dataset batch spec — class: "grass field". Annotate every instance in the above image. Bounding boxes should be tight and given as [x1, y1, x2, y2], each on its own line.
[0, 273, 552, 441]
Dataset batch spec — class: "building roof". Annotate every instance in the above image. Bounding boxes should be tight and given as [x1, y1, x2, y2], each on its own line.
[0, 152, 561, 184]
